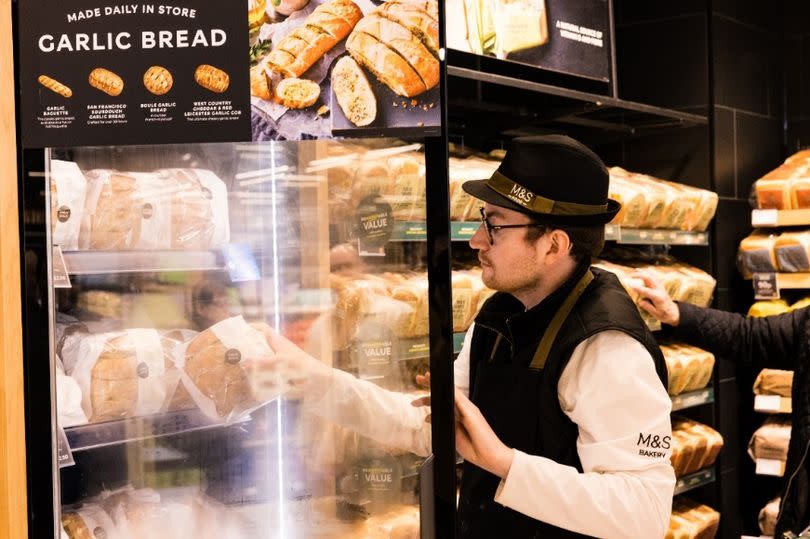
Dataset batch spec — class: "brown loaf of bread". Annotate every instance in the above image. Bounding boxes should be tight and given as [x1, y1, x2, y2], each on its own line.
[756, 177, 792, 209]
[671, 419, 723, 477]
[774, 230, 810, 272]
[81, 170, 142, 250]
[737, 233, 778, 278]
[758, 497, 780, 536]
[753, 368, 793, 397]
[183, 322, 264, 418]
[667, 498, 720, 539]
[749, 417, 791, 462]
[607, 171, 649, 227]
[267, 0, 362, 77]
[346, 31, 426, 97]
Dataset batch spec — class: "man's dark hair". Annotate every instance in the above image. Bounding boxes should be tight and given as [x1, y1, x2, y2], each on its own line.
[524, 218, 605, 264]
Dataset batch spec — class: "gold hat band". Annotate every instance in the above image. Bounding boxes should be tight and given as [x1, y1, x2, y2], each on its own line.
[487, 170, 609, 216]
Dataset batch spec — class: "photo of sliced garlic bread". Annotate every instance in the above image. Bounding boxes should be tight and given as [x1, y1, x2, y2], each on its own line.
[275, 77, 321, 109]
[332, 56, 377, 126]
[376, 0, 439, 54]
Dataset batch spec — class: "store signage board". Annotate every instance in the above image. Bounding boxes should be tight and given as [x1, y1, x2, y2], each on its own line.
[446, 0, 612, 82]
[753, 273, 780, 300]
[19, 0, 251, 147]
[754, 394, 782, 412]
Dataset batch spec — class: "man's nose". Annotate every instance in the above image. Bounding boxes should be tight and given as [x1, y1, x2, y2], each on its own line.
[469, 224, 487, 250]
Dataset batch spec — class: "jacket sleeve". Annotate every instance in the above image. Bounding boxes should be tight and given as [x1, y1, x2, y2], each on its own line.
[673, 302, 804, 371]
[493, 331, 674, 539]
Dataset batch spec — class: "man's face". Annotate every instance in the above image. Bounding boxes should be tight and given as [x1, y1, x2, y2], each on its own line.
[469, 203, 548, 295]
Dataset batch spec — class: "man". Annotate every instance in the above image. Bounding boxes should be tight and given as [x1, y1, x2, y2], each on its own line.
[633, 272, 810, 539]
[266, 135, 674, 538]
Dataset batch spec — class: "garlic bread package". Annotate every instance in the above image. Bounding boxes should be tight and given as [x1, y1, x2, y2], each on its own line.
[80, 170, 170, 250]
[155, 168, 230, 249]
[50, 160, 87, 250]
[61, 504, 119, 539]
[71, 329, 168, 422]
[182, 316, 278, 421]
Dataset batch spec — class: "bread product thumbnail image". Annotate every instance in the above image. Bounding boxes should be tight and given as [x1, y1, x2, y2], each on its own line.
[38, 74, 72, 98]
[88, 67, 124, 96]
[331, 55, 376, 126]
[195, 64, 230, 93]
[143, 65, 173, 95]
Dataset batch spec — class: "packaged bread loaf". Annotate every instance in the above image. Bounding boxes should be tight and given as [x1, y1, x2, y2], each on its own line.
[388, 153, 426, 221]
[182, 316, 278, 420]
[666, 498, 720, 539]
[661, 344, 714, 396]
[774, 230, 810, 272]
[267, 0, 362, 78]
[748, 417, 791, 462]
[753, 368, 793, 398]
[390, 276, 429, 337]
[71, 329, 168, 422]
[155, 168, 230, 249]
[62, 504, 118, 539]
[758, 497, 780, 536]
[50, 160, 87, 250]
[671, 419, 723, 477]
[607, 170, 648, 227]
[756, 176, 792, 209]
[160, 329, 199, 412]
[737, 233, 778, 278]
[748, 299, 791, 317]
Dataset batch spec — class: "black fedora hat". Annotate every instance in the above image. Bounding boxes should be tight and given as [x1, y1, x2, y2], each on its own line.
[462, 135, 621, 225]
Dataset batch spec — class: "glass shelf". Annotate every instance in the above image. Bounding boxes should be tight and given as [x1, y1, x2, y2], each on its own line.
[63, 250, 222, 275]
[65, 409, 247, 452]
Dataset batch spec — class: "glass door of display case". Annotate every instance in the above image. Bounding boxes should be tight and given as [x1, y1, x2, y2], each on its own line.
[18, 136, 455, 538]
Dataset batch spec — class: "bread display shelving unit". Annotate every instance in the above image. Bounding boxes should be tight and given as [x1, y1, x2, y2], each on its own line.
[444, 51, 724, 517]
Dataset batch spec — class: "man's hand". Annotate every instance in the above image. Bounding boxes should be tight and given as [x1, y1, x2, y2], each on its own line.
[411, 372, 431, 423]
[630, 271, 681, 326]
[454, 389, 514, 479]
[252, 325, 335, 400]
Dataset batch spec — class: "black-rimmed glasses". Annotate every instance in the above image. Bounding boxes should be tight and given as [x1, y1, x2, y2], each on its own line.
[479, 207, 547, 245]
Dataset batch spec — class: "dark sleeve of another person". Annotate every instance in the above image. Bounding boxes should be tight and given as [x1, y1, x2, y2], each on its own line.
[671, 302, 806, 371]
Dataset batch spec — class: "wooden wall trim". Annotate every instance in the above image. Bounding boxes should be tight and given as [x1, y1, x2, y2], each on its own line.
[0, 0, 28, 536]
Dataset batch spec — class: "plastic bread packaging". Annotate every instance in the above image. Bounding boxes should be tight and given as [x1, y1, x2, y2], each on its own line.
[748, 417, 792, 462]
[755, 177, 793, 209]
[790, 175, 810, 209]
[61, 504, 119, 539]
[351, 160, 392, 207]
[55, 313, 89, 370]
[672, 264, 716, 308]
[362, 504, 420, 539]
[737, 232, 779, 278]
[181, 315, 278, 421]
[387, 153, 426, 221]
[758, 497, 781, 536]
[671, 418, 723, 476]
[753, 368, 793, 398]
[652, 180, 694, 229]
[50, 160, 87, 250]
[71, 329, 168, 422]
[661, 345, 700, 396]
[389, 276, 429, 338]
[452, 272, 475, 333]
[102, 487, 198, 539]
[155, 168, 230, 249]
[688, 187, 719, 232]
[667, 498, 720, 539]
[56, 355, 88, 427]
[79, 170, 159, 250]
[774, 230, 810, 272]
[685, 345, 715, 392]
[159, 329, 199, 413]
[607, 172, 649, 227]
[748, 299, 791, 317]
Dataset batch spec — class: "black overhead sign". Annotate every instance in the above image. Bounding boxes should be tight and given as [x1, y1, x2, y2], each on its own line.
[19, 0, 251, 147]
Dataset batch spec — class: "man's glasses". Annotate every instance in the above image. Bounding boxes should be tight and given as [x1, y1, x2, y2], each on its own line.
[479, 207, 547, 245]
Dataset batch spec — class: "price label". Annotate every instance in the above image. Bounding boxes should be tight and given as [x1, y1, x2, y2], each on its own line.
[57, 427, 74, 468]
[355, 196, 393, 257]
[754, 394, 782, 412]
[752, 209, 779, 227]
[52, 245, 71, 288]
[753, 273, 780, 299]
[756, 458, 785, 476]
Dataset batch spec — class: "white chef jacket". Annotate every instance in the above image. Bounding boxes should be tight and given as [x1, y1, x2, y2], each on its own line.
[306, 325, 675, 539]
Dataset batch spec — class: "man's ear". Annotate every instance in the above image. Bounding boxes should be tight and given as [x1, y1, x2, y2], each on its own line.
[545, 229, 572, 260]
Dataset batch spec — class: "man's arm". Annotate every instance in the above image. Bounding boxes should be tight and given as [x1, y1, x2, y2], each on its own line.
[475, 331, 674, 539]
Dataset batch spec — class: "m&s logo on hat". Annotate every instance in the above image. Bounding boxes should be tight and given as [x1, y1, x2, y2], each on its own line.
[509, 184, 535, 206]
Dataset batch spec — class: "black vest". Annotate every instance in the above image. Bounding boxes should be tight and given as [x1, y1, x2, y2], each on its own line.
[457, 266, 668, 539]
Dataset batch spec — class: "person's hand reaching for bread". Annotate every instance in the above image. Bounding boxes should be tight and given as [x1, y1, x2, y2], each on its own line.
[248, 324, 335, 401]
[629, 271, 681, 326]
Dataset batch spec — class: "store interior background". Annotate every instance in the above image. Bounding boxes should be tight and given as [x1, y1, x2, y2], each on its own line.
[448, 1, 810, 535]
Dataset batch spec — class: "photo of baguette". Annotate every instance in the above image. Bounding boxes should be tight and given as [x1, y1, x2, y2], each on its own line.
[88, 68, 124, 97]
[38, 75, 72, 98]
[195, 64, 230, 93]
[143, 66, 173, 96]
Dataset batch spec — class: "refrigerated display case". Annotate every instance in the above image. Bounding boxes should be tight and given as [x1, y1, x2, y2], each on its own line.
[19, 135, 456, 538]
